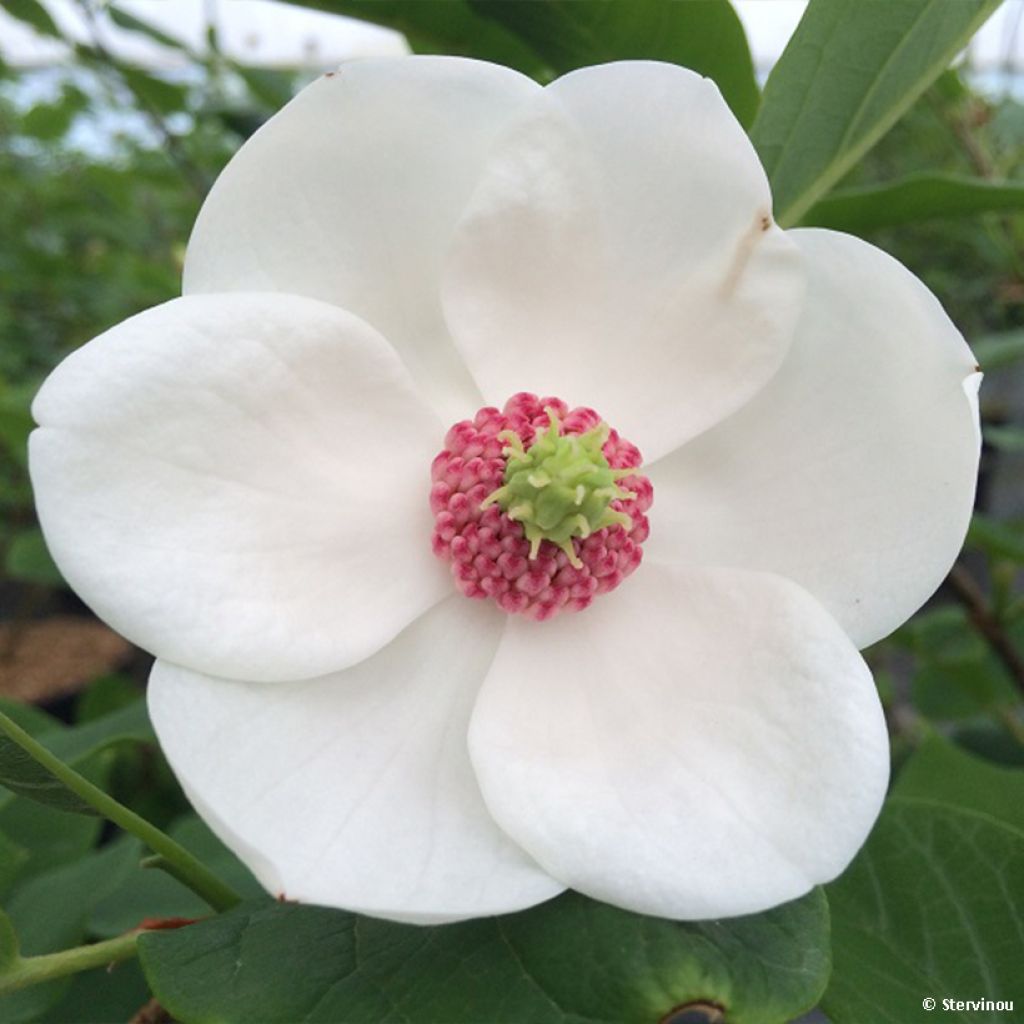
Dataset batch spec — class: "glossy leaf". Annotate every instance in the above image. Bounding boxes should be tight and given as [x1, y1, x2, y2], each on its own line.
[823, 739, 1024, 1022]
[751, 0, 1001, 225]
[469, 0, 760, 125]
[825, 800, 1024, 1023]
[802, 173, 1024, 233]
[140, 890, 829, 1024]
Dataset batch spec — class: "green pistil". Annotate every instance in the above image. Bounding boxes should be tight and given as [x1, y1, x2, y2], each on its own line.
[481, 408, 637, 569]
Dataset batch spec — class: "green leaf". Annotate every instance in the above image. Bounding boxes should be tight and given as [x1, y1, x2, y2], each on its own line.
[75, 673, 143, 723]
[824, 739, 1024, 1022]
[0, 700, 59, 739]
[973, 328, 1024, 371]
[951, 722, 1024, 769]
[751, 0, 1001, 226]
[824, 800, 1024, 1022]
[232, 66, 295, 110]
[90, 815, 262, 938]
[967, 513, 1024, 564]
[894, 735, 1024, 831]
[984, 425, 1024, 453]
[0, 380, 35, 469]
[4, 528, 63, 587]
[140, 890, 829, 1024]
[44, 698, 153, 765]
[911, 657, 1018, 720]
[802, 173, 1024, 233]
[0, 699, 153, 815]
[5, 836, 141, 957]
[470, 0, 760, 126]
[0, 799, 101, 883]
[0, 831, 29, 898]
[0, 735, 94, 817]
[0, 908, 17, 972]
[0, 704, 240, 913]
[0, 836, 142, 1022]
[119, 68, 189, 116]
[3, 0, 62, 39]
[0, 705, 102, 883]
[37, 958, 151, 1024]
[20, 99, 78, 142]
[285, 0, 547, 77]
[107, 7, 190, 53]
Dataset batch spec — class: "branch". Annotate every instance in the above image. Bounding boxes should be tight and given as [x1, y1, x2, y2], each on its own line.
[0, 709, 240, 912]
[946, 562, 1024, 698]
[0, 931, 138, 996]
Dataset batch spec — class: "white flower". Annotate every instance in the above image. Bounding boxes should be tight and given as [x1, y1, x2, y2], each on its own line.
[29, 57, 981, 925]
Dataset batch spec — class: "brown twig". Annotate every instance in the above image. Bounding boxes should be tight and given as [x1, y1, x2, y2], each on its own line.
[946, 562, 1024, 699]
[129, 998, 173, 1024]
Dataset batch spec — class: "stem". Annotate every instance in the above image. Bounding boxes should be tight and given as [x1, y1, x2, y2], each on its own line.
[0, 710, 240, 912]
[997, 706, 1024, 747]
[141, 852, 211, 898]
[0, 932, 138, 996]
[947, 562, 1024, 698]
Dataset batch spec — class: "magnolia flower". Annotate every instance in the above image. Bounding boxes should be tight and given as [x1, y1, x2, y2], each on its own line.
[30, 57, 980, 925]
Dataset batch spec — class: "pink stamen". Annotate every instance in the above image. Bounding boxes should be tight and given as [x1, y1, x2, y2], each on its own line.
[430, 393, 653, 621]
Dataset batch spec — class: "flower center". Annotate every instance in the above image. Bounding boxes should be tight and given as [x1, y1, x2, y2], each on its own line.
[480, 409, 637, 569]
[430, 393, 653, 621]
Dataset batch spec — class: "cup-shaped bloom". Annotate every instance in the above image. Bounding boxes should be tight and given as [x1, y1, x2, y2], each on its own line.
[29, 58, 981, 924]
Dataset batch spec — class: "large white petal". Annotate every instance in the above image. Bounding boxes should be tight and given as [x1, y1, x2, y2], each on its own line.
[184, 56, 540, 423]
[149, 597, 564, 924]
[30, 292, 449, 683]
[646, 229, 981, 648]
[443, 61, 805, 462]
[469, 562, 889, 921]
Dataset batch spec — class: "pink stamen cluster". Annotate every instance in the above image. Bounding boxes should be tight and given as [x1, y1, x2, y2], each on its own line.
[430, 393, 653, 621]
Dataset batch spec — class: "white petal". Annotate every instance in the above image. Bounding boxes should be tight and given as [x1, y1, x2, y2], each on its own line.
[30, 292, 449, 683]
[646, 229, 981, 648]
[443, 61, 805, 462]
[184, 56, 540, 423]
[469, 563, 888, 920]
[148, 597, 564, 924]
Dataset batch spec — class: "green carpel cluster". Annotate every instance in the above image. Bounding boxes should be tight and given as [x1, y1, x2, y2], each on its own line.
[481, 409, 636, 568]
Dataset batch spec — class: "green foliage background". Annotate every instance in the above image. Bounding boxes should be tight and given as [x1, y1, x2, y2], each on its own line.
[0, 1, 1023, 1022]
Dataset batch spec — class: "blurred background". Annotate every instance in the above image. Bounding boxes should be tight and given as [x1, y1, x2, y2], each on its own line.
[0, 2, 1022, 1021]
